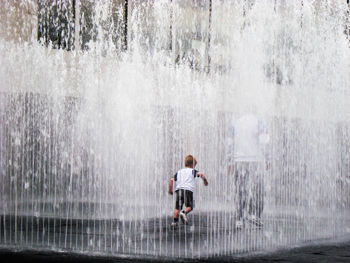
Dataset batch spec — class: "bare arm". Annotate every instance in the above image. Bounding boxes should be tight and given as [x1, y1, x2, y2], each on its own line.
[198, 172, 208, 186]
[168, 178, 174, 195]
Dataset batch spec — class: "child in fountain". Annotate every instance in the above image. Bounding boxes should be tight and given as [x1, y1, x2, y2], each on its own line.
[168, 155, 208, 227]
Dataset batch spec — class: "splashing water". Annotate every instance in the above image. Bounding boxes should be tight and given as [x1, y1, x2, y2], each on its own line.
[1, 0, 350, 259]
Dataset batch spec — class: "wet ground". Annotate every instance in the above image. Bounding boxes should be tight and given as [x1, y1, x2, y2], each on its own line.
[1, 213, 350, 262]
[1, 241, 350, 263]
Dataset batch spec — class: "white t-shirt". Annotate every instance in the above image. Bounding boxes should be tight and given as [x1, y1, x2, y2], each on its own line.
[175, 168, 199, 192]
[227, 114, 270, 162]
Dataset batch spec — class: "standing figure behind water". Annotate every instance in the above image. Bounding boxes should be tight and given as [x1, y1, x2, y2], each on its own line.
[226, 112, 270, 229]
[168, 155, 208, 227]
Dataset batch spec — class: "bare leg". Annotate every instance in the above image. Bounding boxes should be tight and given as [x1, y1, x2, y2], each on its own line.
[174, 209, 180, 219]
[184, 206, 192, 214]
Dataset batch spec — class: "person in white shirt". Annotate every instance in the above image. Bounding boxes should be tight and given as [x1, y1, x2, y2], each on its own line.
[227, 113, 270, 228]
[168, 155, 208, 227]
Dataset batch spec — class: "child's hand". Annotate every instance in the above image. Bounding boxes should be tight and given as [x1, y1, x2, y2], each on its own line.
[168, 178, 174, 195]
[199, 173, 208, 186]
[203, 178, 208, 186]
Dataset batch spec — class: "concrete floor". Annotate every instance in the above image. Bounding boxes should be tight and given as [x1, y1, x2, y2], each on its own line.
[1, 213, 350, 262]
[1, 242, 350, 263]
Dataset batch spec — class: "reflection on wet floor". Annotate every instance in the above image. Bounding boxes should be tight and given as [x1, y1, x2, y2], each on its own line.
[1, 212, 350, 260]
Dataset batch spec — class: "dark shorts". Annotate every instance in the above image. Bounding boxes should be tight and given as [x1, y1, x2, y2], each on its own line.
[175, 189, 194, 210]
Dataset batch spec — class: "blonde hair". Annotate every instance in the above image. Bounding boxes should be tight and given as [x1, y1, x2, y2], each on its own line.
[184, 155, 197, 168]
